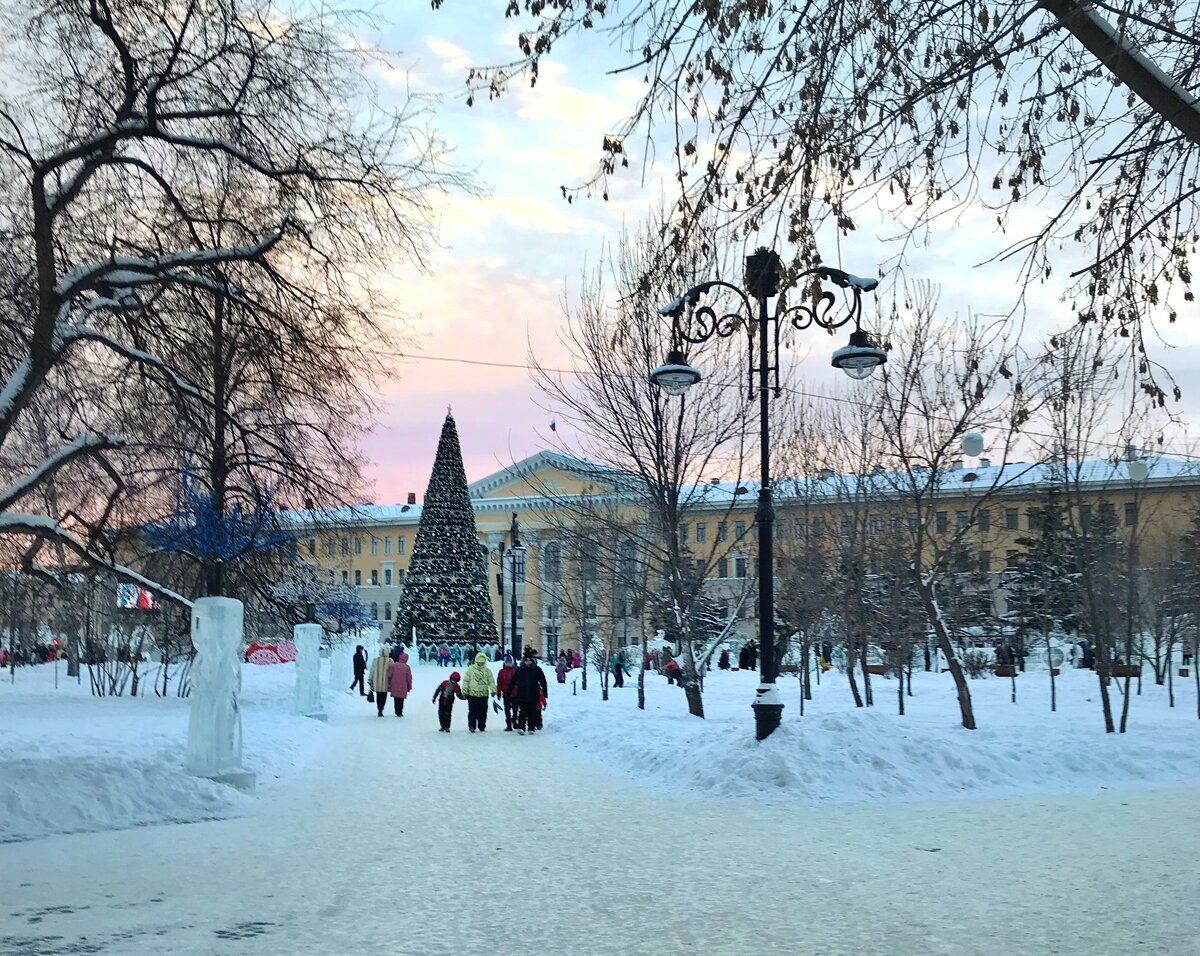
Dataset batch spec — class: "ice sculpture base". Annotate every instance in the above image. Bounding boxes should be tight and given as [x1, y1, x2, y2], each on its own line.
[207, 770, 257, 792]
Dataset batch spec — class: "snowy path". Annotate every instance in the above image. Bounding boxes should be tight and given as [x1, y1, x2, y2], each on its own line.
[2, 703, 1198, 956]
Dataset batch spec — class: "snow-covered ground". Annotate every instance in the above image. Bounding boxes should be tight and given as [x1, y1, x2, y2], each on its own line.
[0, 661, 355, 843]
[543, 664, 1200, 801]
[2, 657, 1198, 955]
[3, 658, 1198, 846]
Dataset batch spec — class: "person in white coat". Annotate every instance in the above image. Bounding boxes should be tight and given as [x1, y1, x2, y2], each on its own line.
[369, 646, 393, 717]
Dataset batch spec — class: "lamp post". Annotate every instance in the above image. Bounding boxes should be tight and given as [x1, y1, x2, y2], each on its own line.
[651, 247, 884, 741]
[509, 512, 525, 659]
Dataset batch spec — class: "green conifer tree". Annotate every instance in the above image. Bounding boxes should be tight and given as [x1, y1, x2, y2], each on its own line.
[394, 414, 499, 649]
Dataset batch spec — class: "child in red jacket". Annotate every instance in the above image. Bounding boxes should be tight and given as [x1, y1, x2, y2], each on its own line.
[432, 671, 465, 732]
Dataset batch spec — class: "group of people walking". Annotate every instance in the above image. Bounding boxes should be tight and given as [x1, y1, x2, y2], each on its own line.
[351, 643, 548, 734]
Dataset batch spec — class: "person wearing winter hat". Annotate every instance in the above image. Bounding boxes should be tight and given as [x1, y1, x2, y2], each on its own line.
[461, 652, 498, 732]
[512, 648, 548, 735]
[431, 670, 465, 731]
[388, 649, 414, 716]
[496, 654, 519, 731]
[369, 645, 394, 717]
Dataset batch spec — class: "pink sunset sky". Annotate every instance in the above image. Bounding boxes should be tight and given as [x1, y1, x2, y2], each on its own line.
[356, 7, 1200, 506]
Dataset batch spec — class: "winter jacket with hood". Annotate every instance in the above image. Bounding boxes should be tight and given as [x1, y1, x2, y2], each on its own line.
[432, 674, 465, 707]
[496, 662, 518, 698]
[369, 651, 393, 692]
[388, 652, 413, 698]
[512, 659, 548, 704]
[460, 653, 497, 697]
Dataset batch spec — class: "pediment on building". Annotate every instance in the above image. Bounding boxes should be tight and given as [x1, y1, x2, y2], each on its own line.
[469, 451, 635, 502]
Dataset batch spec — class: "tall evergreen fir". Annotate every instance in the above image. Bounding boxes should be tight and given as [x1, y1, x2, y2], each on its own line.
[1006, 477, 1078, 642]
[394, 413, 499, 647]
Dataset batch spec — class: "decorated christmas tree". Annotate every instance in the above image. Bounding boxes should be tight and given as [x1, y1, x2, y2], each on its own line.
[394, 412, 498, 647]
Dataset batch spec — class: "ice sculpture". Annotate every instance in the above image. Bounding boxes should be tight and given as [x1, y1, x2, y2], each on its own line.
[186, 597, 255, 790]
[293, 623, 326, 720]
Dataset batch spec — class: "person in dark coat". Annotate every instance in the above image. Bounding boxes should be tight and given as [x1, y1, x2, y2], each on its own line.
[350, 645, 367, 695]
[718, 648, 730, 670]
[512, 648, 548, 735]
[432, 671, 465, 732]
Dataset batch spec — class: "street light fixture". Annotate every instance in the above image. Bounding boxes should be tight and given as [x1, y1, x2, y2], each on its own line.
[509, 512, 525, 659]
[650, 247, 884, 742]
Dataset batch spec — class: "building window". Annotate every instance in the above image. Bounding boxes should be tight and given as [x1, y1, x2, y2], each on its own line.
[1027, 511, 1040, 532]
[384, 537, 392, 555]
[908, 513, 919, 532]
[734, 556, 747, 578]
[718, 557, 729, 578]
[326, 539, 335, 557]
[735, 521, 746, 539]
[978, 509, 991, 533]
[354, 536, 362, 555]
[793, 518, 805, 538]
[936, 512, 948, 533]
[840, 517, 852, 537]
[679, 523, 689, 544]
[776, 519, 787, 541]
[869, 552, 880, 574]
[307, 538, 316, 556]
[956, 511, 969, 531]
[354, 570, 361, 586]
[870, 515, 882, 534]
[718, 522, 728, 542]
[889, 515, 900, 533]
[397, 569, 405, 585]
[340, 537, 349, 556]
[1100, 502, 1116, 523]
[384, 568, 393, 586]
[513, 552, 526, 583]
[1124, 501, 1138, 527]
[1005, 508, 1019, 530]
[1079, 504, 1092, 529]
[370, 602, 378, 619]
[516, 605, 524, 621]
[398, 537, 406, 553]
[370, 569, 379, 586]
[371, 538, 378, 556]
[542, 625, 560, 659]
[542, 541, 561, 583]
[341, 570, 348, 585]
[696, 522, 707, 543]
[1006, 549, 1019, 569]
[384, 602, 392, 621]
[979, 551, 992, 573]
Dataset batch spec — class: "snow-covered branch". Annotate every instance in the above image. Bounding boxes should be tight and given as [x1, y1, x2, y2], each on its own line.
[0, 433, 124, 512]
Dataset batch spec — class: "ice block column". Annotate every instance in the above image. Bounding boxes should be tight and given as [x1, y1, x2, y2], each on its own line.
[294, 623, 326, 721]
[186, 597, 255, 791]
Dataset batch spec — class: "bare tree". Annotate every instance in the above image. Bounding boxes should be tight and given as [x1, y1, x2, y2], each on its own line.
[531, 224, 755, 718]
[449, 0, 1200, 395]
[0, 0, 462, 602]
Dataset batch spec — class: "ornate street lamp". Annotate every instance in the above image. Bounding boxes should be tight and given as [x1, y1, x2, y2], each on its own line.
[651, 247, 884, 741]
[509, 512, 525, 659]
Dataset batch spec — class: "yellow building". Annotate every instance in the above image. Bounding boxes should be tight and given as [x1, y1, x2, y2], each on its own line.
[291, 450, 1200, 655]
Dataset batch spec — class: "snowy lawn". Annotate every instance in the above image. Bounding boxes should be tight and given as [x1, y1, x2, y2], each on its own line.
[0, 661, 354, 844]
[540, 662, 1200, 802]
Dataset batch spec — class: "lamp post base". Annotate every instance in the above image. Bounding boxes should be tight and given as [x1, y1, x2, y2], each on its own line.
[752, 683, 784, 741]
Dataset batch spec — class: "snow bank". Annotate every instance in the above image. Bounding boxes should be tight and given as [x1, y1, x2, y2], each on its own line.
[542, 665, 1200, 802]
[0, 661, 349, 843]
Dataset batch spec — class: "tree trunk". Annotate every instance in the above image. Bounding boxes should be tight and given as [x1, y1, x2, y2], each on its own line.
[1096, 664, 1116, 732]
[918, 574, 976, 729]
[846, 646, 864, 709]
[897, 664, 904, 716]
[1048, 633, 1057, 713]
[859, 641, 873, 707]
[637, 631, 646, 711]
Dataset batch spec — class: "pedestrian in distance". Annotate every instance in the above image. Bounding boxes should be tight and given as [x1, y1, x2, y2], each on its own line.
[449, 644, 462, 668]
[462, 652, 497, 732]
[512, 648, 548, 735]
[439, 644, 450, 667]
[611, 652, 625, 688]
[432, 670, 465, 732]
[351, 644, 368, 695]
[389, 649, 414, 716]
[369, 646, 393, 717]
[497, 654, 519, 731]
[555, 652, 568, 684]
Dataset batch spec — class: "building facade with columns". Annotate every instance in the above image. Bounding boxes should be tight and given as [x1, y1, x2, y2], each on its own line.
[289, 449, 1200, 657]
